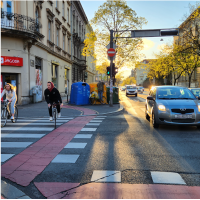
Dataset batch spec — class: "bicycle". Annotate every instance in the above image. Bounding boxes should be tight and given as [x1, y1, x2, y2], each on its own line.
[89, 92, 107, 105]
[1, 100, 18, 127]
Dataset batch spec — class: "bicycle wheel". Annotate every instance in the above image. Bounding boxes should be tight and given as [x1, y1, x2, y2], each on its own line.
[54, 109, 57, 129]
[100, 96, 107, 104]
[13, 106, 18, 123]
[1, 108, 8, 127]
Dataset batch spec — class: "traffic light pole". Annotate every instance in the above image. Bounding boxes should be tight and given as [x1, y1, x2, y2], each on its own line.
[109, 30, 113, 107]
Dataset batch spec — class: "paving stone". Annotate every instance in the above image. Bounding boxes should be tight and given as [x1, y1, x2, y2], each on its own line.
[151, 171, 186, 185]
[91, 170, 121, 183]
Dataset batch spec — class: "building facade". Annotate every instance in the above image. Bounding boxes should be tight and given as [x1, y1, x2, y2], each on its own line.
[70, 0, 87, 83]
[135, 59, 151, 85]
[1, 0, 98, 105]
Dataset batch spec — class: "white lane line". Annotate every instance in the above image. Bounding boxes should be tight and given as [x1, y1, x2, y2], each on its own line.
[91, 170, 121, 183]
[15, 120, 69, 122]
[1, 142, 33, 148]
[81, 128, 97, 132]
[86, 123, 100, 126]
[64, 142, 87, 148]
[5, 123, 63, 125]
[151, 172, 186, 185]
[1, 154, 15, 162]
[1, 127, 53, 131]
[74, 134, 93, 139]
[90, 120, 103, 123]
[1, 134, 45, 138]
[51, 155, 79, 163]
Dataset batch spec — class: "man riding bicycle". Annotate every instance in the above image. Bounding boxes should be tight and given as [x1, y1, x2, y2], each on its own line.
[44, 81, 62, 121]
[1, 83, 17, 122]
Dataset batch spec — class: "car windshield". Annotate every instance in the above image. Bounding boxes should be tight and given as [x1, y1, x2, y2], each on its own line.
[191, 89, 200, 97]
[127, 86, 136, 89]
[157, 88, 196, 99]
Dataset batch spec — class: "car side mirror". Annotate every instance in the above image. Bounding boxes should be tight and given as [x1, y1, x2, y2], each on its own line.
[147, 96, 154, 101]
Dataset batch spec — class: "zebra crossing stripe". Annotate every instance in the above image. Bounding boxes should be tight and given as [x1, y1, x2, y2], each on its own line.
[1, 142, 33, 148]
[1, 134, 45, 138]
[81, 128, 97, 131]
[1, 154, 15, 162]
[1, 127, 54, 131]
[15, 120, 69, 122]
[51, 155, 79, 163]
[5, 123, 64, 126]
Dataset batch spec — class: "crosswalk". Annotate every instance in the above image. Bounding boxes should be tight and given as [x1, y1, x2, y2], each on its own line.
[1, 117, 73, 163]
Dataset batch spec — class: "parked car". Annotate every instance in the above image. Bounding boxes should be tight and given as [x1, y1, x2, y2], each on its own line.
[145, 86, 200, 128]
[126, 85, 137, 97]
[189, 88, 200, 97]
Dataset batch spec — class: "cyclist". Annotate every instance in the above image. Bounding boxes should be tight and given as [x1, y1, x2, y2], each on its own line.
[1, 83, 17, 121]
[44, 81, 62, 121]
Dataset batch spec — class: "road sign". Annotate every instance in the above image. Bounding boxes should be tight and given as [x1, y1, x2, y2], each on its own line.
[107, 48, 116, 57]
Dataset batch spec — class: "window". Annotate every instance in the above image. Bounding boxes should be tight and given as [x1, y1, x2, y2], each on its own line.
[79, 23, 81, 36]
[48, 21, 51, 41]
[35, 8, 39, 32]
[67, 8, 69, 23]
[62, 1, 64, 17]
[68, 38, 70, 53]
[76, 17, 78, 33]
[73, 13, 75, 30]
[63, 34, 65, 50]
[55, 0, 58, 8]
[7, 1, 11, 13]
[56, 29, 59, 46]
[1, 1, 3, 12]
[82, 25, 83, 38]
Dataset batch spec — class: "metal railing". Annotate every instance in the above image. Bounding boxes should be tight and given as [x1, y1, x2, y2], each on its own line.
[1, 11, 42, 34]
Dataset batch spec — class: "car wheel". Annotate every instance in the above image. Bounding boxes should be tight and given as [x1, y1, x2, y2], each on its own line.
[145, 108, 150, 121]
[152, 111, 159, 128]
[135, 94, 137, 97]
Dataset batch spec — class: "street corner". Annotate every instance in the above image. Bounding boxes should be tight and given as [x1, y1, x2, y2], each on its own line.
[1, 180, 31, 199]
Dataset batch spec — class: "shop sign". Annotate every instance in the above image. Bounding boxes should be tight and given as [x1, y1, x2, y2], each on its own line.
[1, 56, 23, 67]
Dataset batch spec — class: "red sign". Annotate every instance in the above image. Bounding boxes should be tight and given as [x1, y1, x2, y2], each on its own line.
[1, 56, 23, 67]
[1, 75, 3, 101]
[107, 48, 116, 57]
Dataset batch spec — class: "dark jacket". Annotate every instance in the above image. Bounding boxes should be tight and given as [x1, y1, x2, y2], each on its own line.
[44, 87, 62, 104]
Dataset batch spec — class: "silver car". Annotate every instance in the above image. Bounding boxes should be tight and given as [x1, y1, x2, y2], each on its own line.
[126, 85, 137, 97]
[145, 86, 200, 128]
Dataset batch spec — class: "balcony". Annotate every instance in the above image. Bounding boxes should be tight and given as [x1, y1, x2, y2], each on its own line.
[1, 11, 44, 42]
[73, 56, 86, 70]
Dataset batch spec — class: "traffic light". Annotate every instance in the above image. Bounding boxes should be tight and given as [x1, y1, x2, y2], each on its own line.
[111, 63, 118, 76]
[107, 66, 110, 76]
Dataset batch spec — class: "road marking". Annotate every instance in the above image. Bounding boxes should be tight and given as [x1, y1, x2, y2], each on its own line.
[51, 155, 79, 163]
[90, 120, 103, 123]
[151, 171, 186, 185]
[17, 117, 73, 120]
[1, 127, 54, 131]
[15, 120, 69, 122]
[74, 134, 93, 139]
[1, 142, 33, 148]
[5, 123, 64, 126]
[81, 128, 97, 131]
[1, 154, 15, 162]
[91, 170, 121, 183]
[64, 142, 87, 149]
[86, 123, 100, 126]
[1, 134, 45, 138]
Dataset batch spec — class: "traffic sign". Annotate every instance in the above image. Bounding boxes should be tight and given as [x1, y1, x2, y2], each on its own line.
[107, 48, 116, 57]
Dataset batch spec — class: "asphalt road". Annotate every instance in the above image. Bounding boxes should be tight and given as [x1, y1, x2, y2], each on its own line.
[1, 90, 200, 198]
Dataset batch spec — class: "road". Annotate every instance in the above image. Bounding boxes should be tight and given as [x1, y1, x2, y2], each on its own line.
[1, 91, 200, 198]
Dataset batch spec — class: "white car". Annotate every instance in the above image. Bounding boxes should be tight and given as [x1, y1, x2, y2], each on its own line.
[126, 85, 138, 97]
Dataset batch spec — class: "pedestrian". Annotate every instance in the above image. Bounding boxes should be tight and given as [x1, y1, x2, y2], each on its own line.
[97, 81, 104, 101]
[1, 83, 17, 122]
[44, 81, 62, 121]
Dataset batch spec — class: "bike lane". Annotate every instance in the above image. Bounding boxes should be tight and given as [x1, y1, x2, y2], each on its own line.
[1, 105, 96, 187]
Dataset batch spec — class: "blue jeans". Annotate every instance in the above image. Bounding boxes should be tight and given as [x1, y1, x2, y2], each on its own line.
[98, 91, 103, 100]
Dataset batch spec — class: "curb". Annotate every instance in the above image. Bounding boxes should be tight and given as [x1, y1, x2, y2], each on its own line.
[64, 104, 124, 117]
[1, 180, 31, 199]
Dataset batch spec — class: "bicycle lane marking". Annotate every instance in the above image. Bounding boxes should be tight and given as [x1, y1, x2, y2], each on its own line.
[1, 106, 96, 187]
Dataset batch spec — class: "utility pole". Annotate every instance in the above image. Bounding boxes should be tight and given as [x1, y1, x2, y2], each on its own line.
[109, 30, 113, 107]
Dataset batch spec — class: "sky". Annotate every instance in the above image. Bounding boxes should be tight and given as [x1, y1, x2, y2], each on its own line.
[80, 0, 198, 77]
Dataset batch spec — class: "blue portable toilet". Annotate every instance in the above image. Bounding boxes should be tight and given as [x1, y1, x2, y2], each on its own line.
[69, 82, 90, 105]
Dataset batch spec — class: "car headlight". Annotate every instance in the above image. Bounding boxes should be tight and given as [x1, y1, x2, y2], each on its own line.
[198, 104, 200, 112]
[158, 104, 166, 111]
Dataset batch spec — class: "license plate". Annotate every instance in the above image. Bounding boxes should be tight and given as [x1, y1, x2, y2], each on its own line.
[175, 114, 192, 119]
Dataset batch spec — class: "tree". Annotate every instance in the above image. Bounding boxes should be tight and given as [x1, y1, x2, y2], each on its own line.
[115, 73, 123, 86]
[83, 0, 147, 74]
[121, 77, 136, 86]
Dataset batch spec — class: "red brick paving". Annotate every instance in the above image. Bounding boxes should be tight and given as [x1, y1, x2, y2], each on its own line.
[1, 106, 96, 186]
[34, 182, 200, 199]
